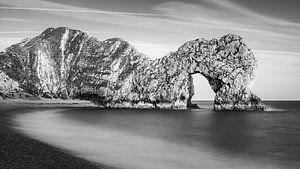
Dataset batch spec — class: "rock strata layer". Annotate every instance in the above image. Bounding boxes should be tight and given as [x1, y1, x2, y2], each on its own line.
[0, 27, 266, 110]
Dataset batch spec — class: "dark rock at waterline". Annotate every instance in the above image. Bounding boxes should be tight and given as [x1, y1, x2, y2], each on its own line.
[187, 103, 200, 109]
[0, 27, 266, 110]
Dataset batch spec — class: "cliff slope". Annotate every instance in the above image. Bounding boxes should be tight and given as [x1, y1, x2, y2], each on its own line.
[0, 27, 266, 110]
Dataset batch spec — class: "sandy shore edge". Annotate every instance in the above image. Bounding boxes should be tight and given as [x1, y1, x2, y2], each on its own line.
[0, 99, 117, 169]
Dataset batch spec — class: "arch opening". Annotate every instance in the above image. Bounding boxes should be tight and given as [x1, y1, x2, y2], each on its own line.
[188, 73, 215, 109]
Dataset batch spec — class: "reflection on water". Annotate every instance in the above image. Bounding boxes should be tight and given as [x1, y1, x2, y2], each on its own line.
[13, 101, 300, 169]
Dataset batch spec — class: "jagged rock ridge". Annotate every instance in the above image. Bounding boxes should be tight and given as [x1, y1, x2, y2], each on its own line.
[0, 27, 266, 110]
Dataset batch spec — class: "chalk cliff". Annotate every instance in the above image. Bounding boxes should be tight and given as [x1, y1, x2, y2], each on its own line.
[0, 27, 266, 110]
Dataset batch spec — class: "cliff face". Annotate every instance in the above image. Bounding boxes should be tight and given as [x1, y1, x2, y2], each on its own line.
[0, 70, 22, 99]
[0, 27, 266, 110]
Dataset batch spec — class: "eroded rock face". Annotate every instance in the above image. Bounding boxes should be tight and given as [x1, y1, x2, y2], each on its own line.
[0, 27, 266, 110]
[0, 70, 22, 99]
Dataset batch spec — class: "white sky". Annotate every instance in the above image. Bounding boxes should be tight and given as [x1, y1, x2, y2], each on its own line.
[0, 0, 299, 100]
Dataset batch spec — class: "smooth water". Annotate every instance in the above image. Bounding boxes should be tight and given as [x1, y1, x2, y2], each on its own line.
[13, 101, 300, 169]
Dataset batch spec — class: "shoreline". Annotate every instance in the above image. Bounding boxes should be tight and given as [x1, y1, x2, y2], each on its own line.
[0, 99, 117, 169]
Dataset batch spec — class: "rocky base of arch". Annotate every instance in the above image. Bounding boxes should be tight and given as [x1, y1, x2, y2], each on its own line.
[185, 74, 267, 111]
[213, 98, 268, 111]
[213, 87, 268, 111]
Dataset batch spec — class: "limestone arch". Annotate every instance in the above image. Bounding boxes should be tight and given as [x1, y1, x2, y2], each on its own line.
[0, 27, 266, 110]
[177, 34, 265, 110]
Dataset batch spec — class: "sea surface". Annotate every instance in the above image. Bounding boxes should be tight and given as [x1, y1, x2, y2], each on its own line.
[13, 101, 300, 169]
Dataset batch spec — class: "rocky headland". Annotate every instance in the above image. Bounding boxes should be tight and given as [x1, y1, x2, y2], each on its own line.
[0, 27, 266, 110]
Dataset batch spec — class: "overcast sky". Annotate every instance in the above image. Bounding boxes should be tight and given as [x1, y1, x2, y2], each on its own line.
[0, 0, 299, 100]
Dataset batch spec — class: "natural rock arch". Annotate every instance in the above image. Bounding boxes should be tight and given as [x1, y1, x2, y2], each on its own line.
[130, 34, 266, 110]
[0, 27, 266, 110]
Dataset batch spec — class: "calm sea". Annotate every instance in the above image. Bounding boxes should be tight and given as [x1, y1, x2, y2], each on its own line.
[13, 101, 300, 169]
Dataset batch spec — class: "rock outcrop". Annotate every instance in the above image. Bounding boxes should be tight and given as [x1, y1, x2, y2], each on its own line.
[0, 70, 21, 99]
[0, 27, 266, 110]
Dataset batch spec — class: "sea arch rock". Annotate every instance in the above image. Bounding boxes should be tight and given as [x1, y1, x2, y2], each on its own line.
[171, 35, 265, 110]
[0, 27, 266, 110]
